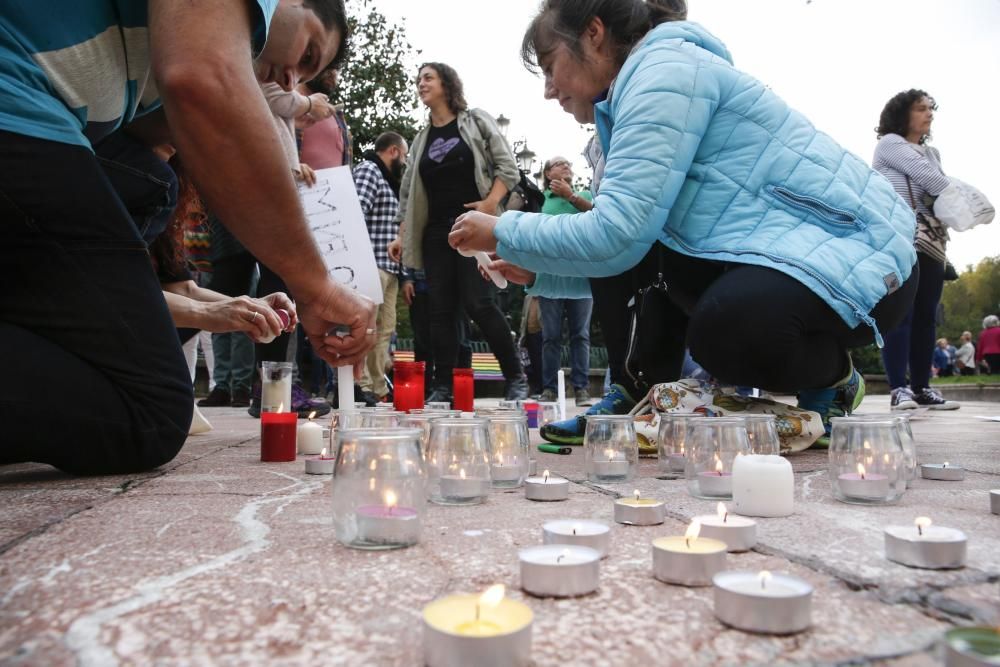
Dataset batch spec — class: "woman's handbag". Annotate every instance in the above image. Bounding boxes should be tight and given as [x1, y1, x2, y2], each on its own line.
[906, 177, 948, 263]
[933, 177, 995, 231]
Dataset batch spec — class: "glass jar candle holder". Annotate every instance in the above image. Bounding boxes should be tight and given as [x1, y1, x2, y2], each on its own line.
[364, 410, 404, 429]
[584, 414, 637, 483]
[828, 416, 906, 505]
[852, 414, 917, 485]
[328, 408, 369, 453]
[743, 414, 781, 456]
[426, 418, 492, 505]
[538, 402, 560, 429]
[685, 417, 750, 500]
[425, 401, 453, 411]
[331, 428, 426, 550]
[657, 412, 705, 474]
[486, 414, 530, 488]
[399, 413, 439, 453]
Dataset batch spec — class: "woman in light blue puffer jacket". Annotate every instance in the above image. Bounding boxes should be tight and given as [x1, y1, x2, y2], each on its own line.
[448, 0, 919, 444]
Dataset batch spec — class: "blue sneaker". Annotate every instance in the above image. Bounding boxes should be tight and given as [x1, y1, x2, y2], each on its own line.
[797, 368, 865, 448]
[539, 384, 637, 446]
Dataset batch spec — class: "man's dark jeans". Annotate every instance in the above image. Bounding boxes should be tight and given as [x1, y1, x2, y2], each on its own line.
[0, 130, 192, 474]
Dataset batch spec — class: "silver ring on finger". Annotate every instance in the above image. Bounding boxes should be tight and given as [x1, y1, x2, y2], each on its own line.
[251, 311, 259, 323]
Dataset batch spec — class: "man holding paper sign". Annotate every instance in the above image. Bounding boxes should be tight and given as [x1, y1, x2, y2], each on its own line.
[0, 0, 375, 475]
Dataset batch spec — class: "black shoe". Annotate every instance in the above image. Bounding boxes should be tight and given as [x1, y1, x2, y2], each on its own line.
[247, 398, 261, 419]
[230, 387, 251, 408]
[504, 376, 529, 401]
[426, 386, 453, 404]
[197, 386, 231, 407]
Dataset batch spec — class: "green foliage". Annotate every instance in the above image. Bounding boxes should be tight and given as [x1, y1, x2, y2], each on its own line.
[939, 256, 1000, 340]
[337, 1, 421, 151]
[851, 344, 885, 375]
[930, 374, 1000, 385]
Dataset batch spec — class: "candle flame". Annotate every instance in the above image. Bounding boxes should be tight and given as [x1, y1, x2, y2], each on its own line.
[369, 459, 377, 471]
[543, 469, 550, 483]
[717, 502, 728, 523]
[479, 584, 505, 608]
[759, 570, 772, 590]
[604, 448, 615, 460]
[633, 489, 641, 502]
[883, 453, 890, 464]
[863, 440, 871, 450]
[320, 447, 328, 458]
[685, 519, 701, 548]
[857, 463, 866, 480]
[715, 458, 724, 475]
[385, 489, 398, 509]
[278, 402, 284, 413]
[369, 477, 375, 492]
[915, 516, 932, 536]
[460, 469, 467, 480]
[308, 411, 317, 421]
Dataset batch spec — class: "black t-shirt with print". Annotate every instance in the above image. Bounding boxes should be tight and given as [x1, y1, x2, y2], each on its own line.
[418, 119, 481, 225]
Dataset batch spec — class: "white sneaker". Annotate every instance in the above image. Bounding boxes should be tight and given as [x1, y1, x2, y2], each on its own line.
[890, 387, 918, 410]
[913, 387, 960, 410]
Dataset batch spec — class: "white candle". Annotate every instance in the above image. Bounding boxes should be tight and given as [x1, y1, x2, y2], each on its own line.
[591, 449, 629, 479]
[884, 517, 967, 570]
[694, 503, 757, 552]
[423, 585, 532, 667]
[337, 365, 354, 414]
[490, 463, 524, 485]
[713, 570, 813, 635]
[542, 520, 611, 558]
[992, 489, 1000, 515]
[440, 470, 491, 501]
[524, 471, 569, 501]
[652, 520, 727, 586]
[667, 452, 687, 473]
[614, 489, 665, 526]
[837, 463, 890, 499]
[519, 545, 600, 598]
[261, 374, 291, 413]
[304, 447, 335, 475]
[731, 454, 794, 517]
[297, 413, 324, 455]
[355, 491, 421, 547]
[920, 462, 966, 481]
[557, 370, 566, 420]
[696, 470, 733, 497]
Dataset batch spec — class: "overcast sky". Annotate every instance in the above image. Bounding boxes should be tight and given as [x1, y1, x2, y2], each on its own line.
[370, 0, 1000, 271]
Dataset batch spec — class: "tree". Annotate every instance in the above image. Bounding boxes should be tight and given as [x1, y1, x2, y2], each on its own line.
[940, 255, 1000, 340]
[336, 1, 421, 152]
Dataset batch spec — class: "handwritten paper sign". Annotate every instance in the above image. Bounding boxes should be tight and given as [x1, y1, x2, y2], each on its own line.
[299, 166, 383, 305]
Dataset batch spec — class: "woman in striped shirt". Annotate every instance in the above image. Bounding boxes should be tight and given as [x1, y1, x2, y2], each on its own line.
[873, 89, 959, 410]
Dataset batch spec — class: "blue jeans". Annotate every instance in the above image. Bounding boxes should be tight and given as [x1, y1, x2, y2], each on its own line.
[539, 297, 593, 391]
[881, 252, 939, 391]
[0, 130, 192, 474]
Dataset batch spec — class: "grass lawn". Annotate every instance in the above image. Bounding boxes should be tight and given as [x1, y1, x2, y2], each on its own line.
[930, 373, 1000, 385]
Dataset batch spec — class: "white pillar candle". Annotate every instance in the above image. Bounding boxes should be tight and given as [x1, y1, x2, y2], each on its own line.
[991, 490, 1000, 515]
[884, 517, 967, 570]
[731, 454, 794, 517]
[713, 570, 813, 635]
[694, 503, 757, 552]
[652, 521, 727, 587]
[614, 490, 665, 526]
[297, 415, 324, 455]
[920, 462, 966, 481]
[261, 374, 291, 414]
[557, 370, 566, 421]
[519, 545, 600, 598]
[423, 585, 532, 667]
[524, 471, 569, 501]
[304, 447, 335, 475]
[338, 365, 354, 414]
[542, 520, 611, 558]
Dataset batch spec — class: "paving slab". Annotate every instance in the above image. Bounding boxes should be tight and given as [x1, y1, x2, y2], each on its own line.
[1, 397, 998, 666]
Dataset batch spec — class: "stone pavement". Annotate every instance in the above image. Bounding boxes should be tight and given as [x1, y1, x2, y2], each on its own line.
[1, 397, 998, 666]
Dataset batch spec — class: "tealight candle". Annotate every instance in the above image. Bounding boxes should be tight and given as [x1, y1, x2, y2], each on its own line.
[667, 448, 687, 473]
[697, 459, 733, 498]
[944, 626, 1000, 667]
[614, 489, 665, 526]
[694, 502, 757, 552]
[355, 490, 421, 548]
[884, 516, 967, 570]
[991, 490, 1000, 515]
[713, 570, 813, 635]
[921, 462, 966, 481]
[542, 520, 611, 558]
[519, 545, 600, 598]
[490, 463, 524, 485]
[731, 454, 794, 517]
[837, 463, 890, 499]
[304, 447, 335, 475]
[423, 585, 532, 667]
[524, 470, 569, 502]
[440, 469, 491, 502]
[652, 520, 728, 586]
[297, 411, 324, 455]
[592, 449, 629, 479]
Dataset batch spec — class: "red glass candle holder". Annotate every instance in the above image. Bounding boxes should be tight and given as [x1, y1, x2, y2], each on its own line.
[453, 368, 474, 412]
[393, 361, 426, 413]
[261, 411, 297, 462]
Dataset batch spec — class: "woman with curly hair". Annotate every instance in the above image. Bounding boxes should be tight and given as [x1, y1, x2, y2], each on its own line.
[388, 63, 528, 403]
[873, 89, 959, 410]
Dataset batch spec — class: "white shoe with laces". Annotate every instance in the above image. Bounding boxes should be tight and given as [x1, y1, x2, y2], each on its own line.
[890, 387, 919, 410]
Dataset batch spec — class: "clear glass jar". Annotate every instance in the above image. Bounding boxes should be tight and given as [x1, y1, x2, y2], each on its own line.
[327, 408, 369, 453]
[425, 401, 453, 411]
[485, 414, 530, 488]
[331, 428, 426, 550]
[364, 410, 404, 428]
[743, 414, 781, 456]
[657, 412, 704, 474]
[398, 413, 438, 452]
[537, 402, 560, 429]
[426, 417, 492, 505]
[828, 416, 906, 505]
[851, 414, 917, 485]
[584, 414, 637, 483]
[685, 417, 750, 500]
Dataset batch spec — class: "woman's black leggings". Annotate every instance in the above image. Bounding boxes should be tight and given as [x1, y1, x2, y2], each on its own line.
[590, 244, 918, 397]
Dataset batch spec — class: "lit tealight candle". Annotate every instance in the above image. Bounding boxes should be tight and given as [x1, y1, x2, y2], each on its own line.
[355, 489, 421, 548]
[614, 489, 665, 526]
[490, 455, 524, 487]
[920, 461, 966, 482]
[652, 520, 728, 586]
[423, 584, 533, 667]
[297, 411, 324, 455]
[542, 519, 611, 558]
[694, 502, 757, 552]
[944, 626, 1000, 667]
[837, 463, 890, 500]
[884, 516, 967, 570]
[524, 470, 569, 502]
[591, 448, 630, 480]
[304, 447, 336, 475]
[519, 545, 601, 598]
[439, 468, 491, 503]
[713, 570, 813, 635]
[696, 457, 733, 498]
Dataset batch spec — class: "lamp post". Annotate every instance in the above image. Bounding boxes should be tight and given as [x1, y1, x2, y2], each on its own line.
[496, 111, 537, 177]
